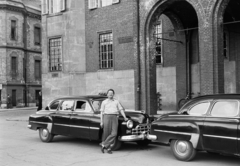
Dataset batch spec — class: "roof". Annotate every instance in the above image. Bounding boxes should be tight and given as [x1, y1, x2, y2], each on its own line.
[22, 0, 41, 9]
[193, 94, 240, 100]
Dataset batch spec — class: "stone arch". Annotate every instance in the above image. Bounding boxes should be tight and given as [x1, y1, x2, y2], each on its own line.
[141, 0, 200, 114]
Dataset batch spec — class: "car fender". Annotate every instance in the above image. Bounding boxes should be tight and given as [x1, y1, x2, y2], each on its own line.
[28, 115, 53, 132]
[151, 120, 200, 148]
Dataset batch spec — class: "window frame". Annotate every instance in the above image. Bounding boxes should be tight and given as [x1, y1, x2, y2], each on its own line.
[99, 32, 114, 69]
[89, 0, 120, 9]
[11, 56, 17, 79]
[48, 36, 63, 72]
[42, 0, 66, 15]
[74, 100, 93, 113]
[154, 20, 163, 65]
[10, 20, 17, 41]
[187, 101, 210, 116]
[34, 60, 41, 81]
[210, 100, 239, 117]
[34, 25, 41, 46]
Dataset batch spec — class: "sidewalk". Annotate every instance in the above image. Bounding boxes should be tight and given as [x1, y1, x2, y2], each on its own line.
[0, 107, 37, 112]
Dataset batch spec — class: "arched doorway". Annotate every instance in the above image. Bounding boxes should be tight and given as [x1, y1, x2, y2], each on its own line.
[143, 0, 199, 113]
[214, 0, 240, 94]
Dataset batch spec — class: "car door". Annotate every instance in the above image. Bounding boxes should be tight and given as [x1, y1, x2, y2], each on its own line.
[51, 100, 73, 136]
[69, 100, 92, 139]
[202, 100, 239, 154]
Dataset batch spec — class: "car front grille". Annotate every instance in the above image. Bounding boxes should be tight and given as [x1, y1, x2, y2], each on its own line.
[132, 124, 150, 135]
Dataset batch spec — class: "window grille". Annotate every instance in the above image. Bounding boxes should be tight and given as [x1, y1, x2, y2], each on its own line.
[49, 38, 62, 72]
[99, 33, 113, 69]
[154, 21, 163, 64]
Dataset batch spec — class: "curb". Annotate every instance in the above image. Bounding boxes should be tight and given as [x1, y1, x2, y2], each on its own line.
[0, 107, 37, 112]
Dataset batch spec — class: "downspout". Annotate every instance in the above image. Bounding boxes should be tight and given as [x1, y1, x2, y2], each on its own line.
[136, 0, 141, 110]
[22, 4, 28, 107]
[186, 30, 191, 97]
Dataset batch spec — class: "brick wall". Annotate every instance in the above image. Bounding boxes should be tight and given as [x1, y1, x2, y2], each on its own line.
[85, 0, 137, 72]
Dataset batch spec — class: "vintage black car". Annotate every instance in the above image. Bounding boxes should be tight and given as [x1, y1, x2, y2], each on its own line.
[151, 94, 240, 161]
[28, 95, 156, 150]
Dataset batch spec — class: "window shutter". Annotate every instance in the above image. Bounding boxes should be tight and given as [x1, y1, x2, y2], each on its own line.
[112, 0, 120, 4]
[41, 0, 48, 15]
[89, 0, 98, 9]
[61, 0, 66, 11]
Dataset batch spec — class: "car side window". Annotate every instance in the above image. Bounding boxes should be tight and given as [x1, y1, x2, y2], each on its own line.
[59, 100, 75, 111]
[49, 100, 60, 111]
[211, 101, 239, 117]
[188, 102, 210, 115]
[75, 100, 92, 112]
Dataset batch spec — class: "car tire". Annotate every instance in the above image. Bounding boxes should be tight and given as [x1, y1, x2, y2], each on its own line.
[39, 128, 54, 143]
[136, 140, 151, 146]
[111, 138, 122, 151]
[170, 140, 196, 161]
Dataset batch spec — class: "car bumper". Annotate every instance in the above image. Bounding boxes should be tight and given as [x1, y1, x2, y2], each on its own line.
[119, 133, 157, 142]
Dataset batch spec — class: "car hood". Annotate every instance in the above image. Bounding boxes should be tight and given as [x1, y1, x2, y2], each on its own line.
[124, 110, 149, 124]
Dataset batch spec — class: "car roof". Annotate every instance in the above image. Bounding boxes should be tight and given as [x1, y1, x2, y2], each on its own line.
[192, 94, 240, 101]
[54, 95, 107, 100]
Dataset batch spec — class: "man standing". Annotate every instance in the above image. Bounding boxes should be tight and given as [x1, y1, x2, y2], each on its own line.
[37, 91, 42, 111]
[100, 89, 128, 154]
[7, 94, 11, 109]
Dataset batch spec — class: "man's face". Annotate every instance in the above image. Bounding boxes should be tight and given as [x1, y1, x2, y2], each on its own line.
[107, 91, 114, 99]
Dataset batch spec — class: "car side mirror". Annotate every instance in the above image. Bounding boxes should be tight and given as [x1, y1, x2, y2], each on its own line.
[45, 106, 49, 110]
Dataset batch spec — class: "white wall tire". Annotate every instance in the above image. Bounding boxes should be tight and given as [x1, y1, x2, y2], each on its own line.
[39, 128, 54, 143]
[170, 140, 196, 161]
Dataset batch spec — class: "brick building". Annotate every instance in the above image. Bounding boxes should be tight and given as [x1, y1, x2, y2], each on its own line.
[41, 0, 240, 114]
[0, 0, 41, 108]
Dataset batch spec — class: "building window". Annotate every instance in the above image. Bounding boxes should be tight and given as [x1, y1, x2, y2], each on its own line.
[42, 0, 66, 15]
[11, 20, 17, 40]
[11, 57, 17, 78]
[99, 33, 113, 69]
[154, 21, 163, 64]
[89, 0, 120, 9]
[35, 60, 41, 80]
[223, 31, 229, 59]
[34, 27, 41, 45]
[49, 37, 62, 72]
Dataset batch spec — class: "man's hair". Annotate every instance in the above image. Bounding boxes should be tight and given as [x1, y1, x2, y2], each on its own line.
[107, 89, 115, 94]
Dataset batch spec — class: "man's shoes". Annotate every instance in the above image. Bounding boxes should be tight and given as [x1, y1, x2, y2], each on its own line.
[106, 148, 112, 154]
[101, 146, 105, 153]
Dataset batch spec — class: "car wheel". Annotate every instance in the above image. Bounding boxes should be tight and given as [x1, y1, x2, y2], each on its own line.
[170, 140, 196, 161]
[136, 140, 151, 146]
[111, 138, 122, 151]
[39, 128, 54, 143]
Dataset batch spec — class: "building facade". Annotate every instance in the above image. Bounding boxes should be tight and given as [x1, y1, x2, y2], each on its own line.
[41, 0, 240, 114]
[0, 0, 41, 108]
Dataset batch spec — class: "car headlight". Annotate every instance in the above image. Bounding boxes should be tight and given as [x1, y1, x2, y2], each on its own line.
[126, 120, 133, 129]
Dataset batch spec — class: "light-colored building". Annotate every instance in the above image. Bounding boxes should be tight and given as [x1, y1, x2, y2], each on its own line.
[0, 0, 41, 108]
[42, 0, 240, 114]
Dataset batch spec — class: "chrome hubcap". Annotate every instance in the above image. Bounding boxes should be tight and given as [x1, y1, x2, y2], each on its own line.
[42, 129, 49, 137]
[175, 141, 188, 155]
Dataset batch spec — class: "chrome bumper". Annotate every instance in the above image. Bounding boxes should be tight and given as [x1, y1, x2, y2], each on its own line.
[119, 133, 157, 142]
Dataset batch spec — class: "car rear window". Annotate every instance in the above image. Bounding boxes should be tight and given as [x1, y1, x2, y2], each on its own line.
[210, 101, 239, 117]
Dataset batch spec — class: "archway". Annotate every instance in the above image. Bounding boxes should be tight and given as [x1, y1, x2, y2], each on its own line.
[144, 0, 199, 113]
[214, 0, 240, 94]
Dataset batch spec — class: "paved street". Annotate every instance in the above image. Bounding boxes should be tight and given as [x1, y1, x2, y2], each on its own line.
[0, 109, 239, 166]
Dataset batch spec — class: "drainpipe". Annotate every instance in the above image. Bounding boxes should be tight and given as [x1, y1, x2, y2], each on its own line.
[22, 5, 28, 107]
[186, 30, 191, 97]
[136, 0, 141, 110]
